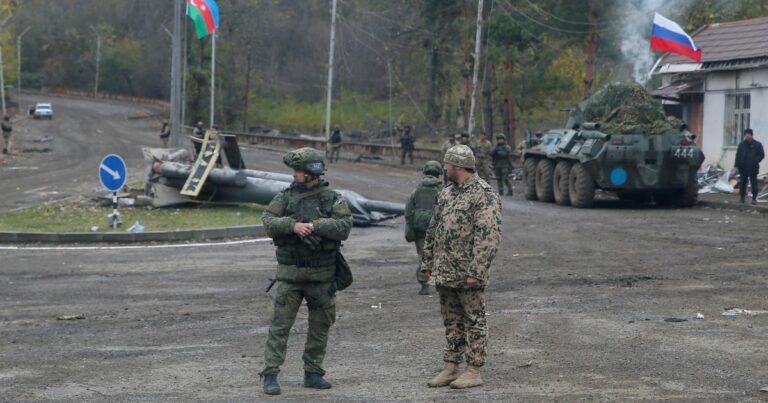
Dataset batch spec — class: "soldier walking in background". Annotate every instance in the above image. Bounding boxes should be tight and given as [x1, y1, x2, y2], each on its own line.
[1, 116, 12, 154]
[473, 132, 493, 182]
[192, 120, 205, 157]
[422, 145, 502, 389]
[259, 147, 353, 395]
[328, 124, 343, 163]
[400, 125, 415, 165]
[405, 160, 443, 295]
[440, 134, 460, 186]
[159, 121, 170, 148]
[490, 134, 513, 196]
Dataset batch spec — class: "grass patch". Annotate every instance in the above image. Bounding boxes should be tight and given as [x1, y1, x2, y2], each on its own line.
[0, 197, 264, 233]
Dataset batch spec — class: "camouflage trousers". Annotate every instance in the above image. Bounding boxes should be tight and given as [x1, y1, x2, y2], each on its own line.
[261, 280, 336, 376]
[2, 132, 10, 151]
[415, 236, 426, 284]
[328, 144, 342, 163]
[476, 157, 491, 182]
[436, 286, 487, 367]
[494, 165, 512, 195]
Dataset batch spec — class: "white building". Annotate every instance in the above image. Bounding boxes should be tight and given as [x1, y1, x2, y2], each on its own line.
[653, 16, 768, 173]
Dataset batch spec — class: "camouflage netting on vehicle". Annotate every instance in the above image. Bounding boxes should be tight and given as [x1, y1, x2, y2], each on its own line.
[583, 82, 683, 135]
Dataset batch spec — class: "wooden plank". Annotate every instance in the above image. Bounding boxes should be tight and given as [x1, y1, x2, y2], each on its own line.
[180, 130, 221, 197]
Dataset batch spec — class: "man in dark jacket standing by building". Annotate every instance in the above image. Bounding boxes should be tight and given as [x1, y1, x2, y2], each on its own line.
[259, 147, 353, 395]
[735, 128, 764, 205]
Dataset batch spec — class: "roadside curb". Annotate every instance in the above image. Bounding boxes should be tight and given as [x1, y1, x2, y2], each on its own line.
[0, 225, 266, 244]
[697, 200, 768, 214]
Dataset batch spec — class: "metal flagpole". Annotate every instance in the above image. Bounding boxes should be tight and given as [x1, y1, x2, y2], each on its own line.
[16, 26, 31, 104]
[324, 0, 338, 141]
[210, 31, 215, 127]
[466, 0, 485, 141]
[170, 0, 183, 148]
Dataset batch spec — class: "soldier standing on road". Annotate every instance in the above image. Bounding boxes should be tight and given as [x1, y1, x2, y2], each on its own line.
[405, 160, 443, 295]
[192, 120, 205, 157]
[422, 145, 501, 389]
[735, 128, 765, 205]
[459, 132, 470, 147]
[1, 116, 12, 154]
[259, 147, 353, 395]
[441, 134, 460, 186]
[490, 134, 513, 196]
[159, 121, 170, 148]
[328, 124, 343, 163]
[400, 125, 416, 165]
[473, 132, 493, 182]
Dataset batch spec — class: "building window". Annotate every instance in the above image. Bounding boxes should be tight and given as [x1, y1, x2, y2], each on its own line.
[724, 93, 750, 147]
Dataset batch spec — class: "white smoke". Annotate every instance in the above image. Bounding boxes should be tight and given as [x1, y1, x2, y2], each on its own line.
[620, 0, 672, 84]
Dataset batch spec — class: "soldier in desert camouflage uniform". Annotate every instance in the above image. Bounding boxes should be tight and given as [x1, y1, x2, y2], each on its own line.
[421, 144, 502, 389]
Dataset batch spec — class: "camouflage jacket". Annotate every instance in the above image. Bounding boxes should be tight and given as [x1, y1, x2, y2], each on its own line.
[262, 181, 352, 283]
[421, 174, 502, 288]
[404, 176, 442, 241]
[473, 139, 492, 159]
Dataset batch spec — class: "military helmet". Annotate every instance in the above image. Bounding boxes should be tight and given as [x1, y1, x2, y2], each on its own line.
[443, 145, 476, 169]
[283, 147, 326, 176]
[495, 134, 506, 140]
[422, 160, 443, 176]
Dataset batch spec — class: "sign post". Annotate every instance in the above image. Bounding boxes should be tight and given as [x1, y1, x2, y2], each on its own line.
[99, 154, 128, 229]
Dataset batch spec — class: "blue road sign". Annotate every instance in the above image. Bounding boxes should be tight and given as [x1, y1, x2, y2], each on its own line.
[99, 154, 127, 192]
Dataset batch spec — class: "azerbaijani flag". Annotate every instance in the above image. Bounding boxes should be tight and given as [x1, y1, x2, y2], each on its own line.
[650, 13, 702, 62]
[187, 0, 220, 39]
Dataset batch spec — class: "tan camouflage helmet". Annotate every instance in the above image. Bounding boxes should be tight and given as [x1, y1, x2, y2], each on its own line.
[283, 147, 326, 176]
[443, 144, 476, 169]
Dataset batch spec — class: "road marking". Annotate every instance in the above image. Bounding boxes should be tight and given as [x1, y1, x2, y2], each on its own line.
[0, 238, 271, 251]
[100, 163, 121, 180]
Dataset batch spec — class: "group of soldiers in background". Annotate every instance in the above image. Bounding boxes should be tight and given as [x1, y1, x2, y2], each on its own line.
[439, 131, 514, 196]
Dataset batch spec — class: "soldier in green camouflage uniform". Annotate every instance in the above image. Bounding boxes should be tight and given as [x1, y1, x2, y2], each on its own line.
[422, 145, 502, 389]
[473, 132, 493, 182]
[405, 160, 443, 296]
[490, 134, 513, 196]
[259, 147, 353, 395]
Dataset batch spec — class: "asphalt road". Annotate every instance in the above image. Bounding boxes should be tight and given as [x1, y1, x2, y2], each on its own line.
[1, 96, 768, 401]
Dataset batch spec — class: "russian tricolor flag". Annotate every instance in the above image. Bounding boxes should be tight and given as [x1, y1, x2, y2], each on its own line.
[650, 13, 702, 62]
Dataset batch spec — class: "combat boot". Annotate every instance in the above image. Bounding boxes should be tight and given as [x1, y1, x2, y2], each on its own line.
[262, 374, 281, 395]
[449, 365, 483, 389]
[740, 196, 746, 204]
[427, 362, 460, 387]
[419, 284, 430, 295]
[304, 372, 332, 389]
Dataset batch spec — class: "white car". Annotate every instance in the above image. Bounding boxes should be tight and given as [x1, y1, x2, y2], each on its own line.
[33, 103, 53, 119]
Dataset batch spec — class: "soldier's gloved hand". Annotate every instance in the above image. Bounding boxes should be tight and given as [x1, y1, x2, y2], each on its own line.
[302, 234, 323, 251]
[293, 222, 314, 238]
[423, 270, 431, 282]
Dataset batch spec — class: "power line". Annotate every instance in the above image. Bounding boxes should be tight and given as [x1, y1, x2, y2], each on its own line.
[501, 0, 611, 34]
[520, 0, 612, 27]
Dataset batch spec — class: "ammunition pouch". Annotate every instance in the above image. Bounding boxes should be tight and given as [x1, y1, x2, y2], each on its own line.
[276, 249, 337, 268]
[334, 251, 353, 291]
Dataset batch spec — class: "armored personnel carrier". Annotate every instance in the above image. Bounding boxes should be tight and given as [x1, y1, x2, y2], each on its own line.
[522, 83, 704, 208]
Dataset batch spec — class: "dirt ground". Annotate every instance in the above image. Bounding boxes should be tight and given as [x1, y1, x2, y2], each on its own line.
[1, 96, 768, 402]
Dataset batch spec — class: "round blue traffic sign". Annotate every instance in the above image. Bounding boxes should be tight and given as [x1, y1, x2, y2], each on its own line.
[99, 154, 127, 192]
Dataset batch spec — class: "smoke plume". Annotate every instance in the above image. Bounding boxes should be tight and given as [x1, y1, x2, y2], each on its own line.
[620, 0, 672, 84]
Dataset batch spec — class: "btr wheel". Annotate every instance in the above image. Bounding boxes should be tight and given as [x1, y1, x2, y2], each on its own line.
[523, 158, 538, 200]
[568, 162, 595, 208]
[535, 159, 555, 202]
[553, 160, 572, 206]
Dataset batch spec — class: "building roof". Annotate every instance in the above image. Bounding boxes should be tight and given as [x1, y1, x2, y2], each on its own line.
[662, 16, 768, 66]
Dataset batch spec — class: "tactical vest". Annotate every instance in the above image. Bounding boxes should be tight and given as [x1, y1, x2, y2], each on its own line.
[411, 180, 440, 232]
[492, 145, 510, 160]
[273, 185, 340, 270]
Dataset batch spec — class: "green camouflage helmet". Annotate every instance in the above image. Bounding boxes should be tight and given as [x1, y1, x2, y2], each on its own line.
[443, 144, 476, 169]
[422, 160, 443, 176]
[283, 147, 326, 176]
[495, 134, 506, 140]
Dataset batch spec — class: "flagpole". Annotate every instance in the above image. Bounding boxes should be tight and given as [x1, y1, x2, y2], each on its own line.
[324, 0, 338, 141]
[467, 0, 485, 141]
[210, 31, 216, 128]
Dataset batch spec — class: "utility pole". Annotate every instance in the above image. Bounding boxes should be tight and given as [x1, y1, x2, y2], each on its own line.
[0, 16, 12, 117]
[324, 0, 338, 141]
[16, 26, 31, 103]
[170, 0, 183, 148]
[89, 25, 101, 97]
[242, 46, 252, 133]
[210, 32, 216, 127]
[466, 0, 485, 140]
